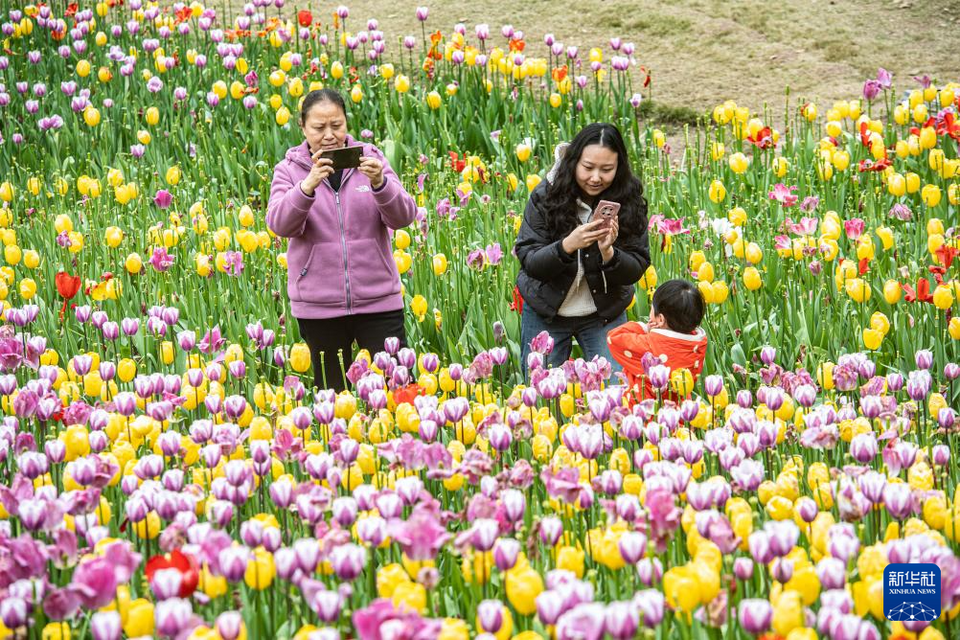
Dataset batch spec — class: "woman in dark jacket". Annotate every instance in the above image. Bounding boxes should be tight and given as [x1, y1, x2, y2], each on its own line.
[514, 122, 651, 375]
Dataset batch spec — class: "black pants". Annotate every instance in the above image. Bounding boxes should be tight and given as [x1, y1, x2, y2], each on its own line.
[297, 310, 406, 393]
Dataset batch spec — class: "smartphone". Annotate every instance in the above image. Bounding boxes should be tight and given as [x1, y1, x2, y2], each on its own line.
[319, 145, 363, 170]
[590, 200, 620, 228]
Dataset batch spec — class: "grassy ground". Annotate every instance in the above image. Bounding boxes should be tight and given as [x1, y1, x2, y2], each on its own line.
[251, 0, 960, 112]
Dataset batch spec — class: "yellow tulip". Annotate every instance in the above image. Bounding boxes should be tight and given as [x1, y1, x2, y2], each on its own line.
[432, 254, 448, 276]
[125, 252, 143, 274]
[394, 74, 410, 93]
[349, 85, 363, 104]
[883, 280, 901, 305]
[728, 152, 749, 174]
[18, 278, 37, 299]
[697, 261, 715, 283]
[516, 143, 532, 162]
[773, 157, 789, 177]
[4, 245, 21, 265]
[145, 106, 159, 126]
[426, 91, 441, 110]
[922, 184, 942, 208]
[708, 180, 727, 203]
[289, 343, 311, 373]
[862, 328, 882, 351]
[22, 250, 39, 269]
[83, 106, 101, 126]
[934, 285, 954, 310]
[743, 266, 762, 291]
[844, 278, 871, 303]
[0, 182, 13, 203]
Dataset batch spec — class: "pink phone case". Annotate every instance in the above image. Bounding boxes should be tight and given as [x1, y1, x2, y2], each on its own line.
[590, 200, 620, 226]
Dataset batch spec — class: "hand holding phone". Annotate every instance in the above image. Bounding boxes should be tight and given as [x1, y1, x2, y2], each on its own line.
[320, 145, 363, 171]
[590, 200, 620, 229]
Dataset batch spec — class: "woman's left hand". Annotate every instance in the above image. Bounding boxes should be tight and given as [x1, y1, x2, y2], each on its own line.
[598, 217, 619, 262]
[358, 156, 385, 190]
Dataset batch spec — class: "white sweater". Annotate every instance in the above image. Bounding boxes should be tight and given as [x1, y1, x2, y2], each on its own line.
[557, 203, 598, 317]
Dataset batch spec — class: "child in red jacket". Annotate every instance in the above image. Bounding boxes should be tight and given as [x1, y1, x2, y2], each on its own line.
[607, 279, 708, 405]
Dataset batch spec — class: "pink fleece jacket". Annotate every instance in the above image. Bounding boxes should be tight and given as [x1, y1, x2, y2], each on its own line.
[266, 136, 417, 319]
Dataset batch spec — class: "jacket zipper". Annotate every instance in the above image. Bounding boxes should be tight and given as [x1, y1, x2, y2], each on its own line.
[300, 167, 353, 313]
[334, 185, 352, 314]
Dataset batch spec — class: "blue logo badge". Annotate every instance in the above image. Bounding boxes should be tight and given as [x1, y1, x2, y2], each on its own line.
[883, 563, 941, 622]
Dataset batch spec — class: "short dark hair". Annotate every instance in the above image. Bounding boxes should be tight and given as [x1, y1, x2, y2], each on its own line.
[652, 279, 705, 334]
[299, 88, 347, 125]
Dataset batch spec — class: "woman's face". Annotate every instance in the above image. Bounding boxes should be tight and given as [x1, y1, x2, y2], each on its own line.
[575, 144, 618, 198]
[300, 100, 347, 153]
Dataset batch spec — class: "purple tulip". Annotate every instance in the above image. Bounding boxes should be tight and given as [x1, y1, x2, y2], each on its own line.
[329, 543, 366, 580]
[738, 599, 773, 635]
[539, 516, 563, 546]
[932, 444, 950, 466]
[617, 531, 646, 564]
[477, 600, 503, 633]
[884, 483, 915, 520]
[816, 557, 847, 590]
[155, 598, 192, 637]
[734, 557, 754, 580]
[314, 590, 342, 623]
[493, 538, 520, 571]
[850, 433, 878, 463]
[636, 557, 663, 586]
[154, 189, 172, 208]
[633, 589, 664, 627]
[604, 601, 639, 640]
[71, 556, 119, 608]
[556, 603, 605, 640]
[91, 611, 122, 640]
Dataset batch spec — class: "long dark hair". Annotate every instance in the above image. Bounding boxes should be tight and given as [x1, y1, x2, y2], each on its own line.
[541, 123, 647, 241]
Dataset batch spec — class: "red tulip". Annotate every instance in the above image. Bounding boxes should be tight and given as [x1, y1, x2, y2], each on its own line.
[297, 10, 313, 27]
[55, 272, 81, 300]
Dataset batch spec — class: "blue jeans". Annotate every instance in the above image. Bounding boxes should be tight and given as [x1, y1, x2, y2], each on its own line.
[520, 308, 627, 379]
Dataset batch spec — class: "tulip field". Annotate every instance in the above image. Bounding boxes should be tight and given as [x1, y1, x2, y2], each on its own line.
[3, 1, 960, 639]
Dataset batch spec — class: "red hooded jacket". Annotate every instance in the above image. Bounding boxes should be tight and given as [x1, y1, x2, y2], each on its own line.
[607, 321, 708, 405]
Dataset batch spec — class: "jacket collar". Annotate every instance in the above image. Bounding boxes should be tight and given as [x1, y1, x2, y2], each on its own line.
[545, 141, 570, 185]
[648, 324, 708, 343]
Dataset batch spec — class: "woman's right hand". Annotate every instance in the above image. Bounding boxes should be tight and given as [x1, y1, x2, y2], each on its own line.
[562, 219, 609, 254]
[300, 150, 335, 195]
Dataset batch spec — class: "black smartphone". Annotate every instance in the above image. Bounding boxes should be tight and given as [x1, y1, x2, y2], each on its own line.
[319, 145, 363, 170]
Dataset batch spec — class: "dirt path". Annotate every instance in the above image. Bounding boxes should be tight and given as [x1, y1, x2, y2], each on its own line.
[235, 0, 959, 112]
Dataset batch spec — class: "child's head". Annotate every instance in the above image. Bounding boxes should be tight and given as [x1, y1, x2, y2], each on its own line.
[650, 279, 705, 333]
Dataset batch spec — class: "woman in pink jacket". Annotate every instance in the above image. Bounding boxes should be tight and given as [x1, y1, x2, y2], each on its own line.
[267, 89, 417, 392]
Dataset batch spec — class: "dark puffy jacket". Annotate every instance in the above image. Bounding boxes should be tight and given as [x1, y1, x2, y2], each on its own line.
[514, 180, 651, 322]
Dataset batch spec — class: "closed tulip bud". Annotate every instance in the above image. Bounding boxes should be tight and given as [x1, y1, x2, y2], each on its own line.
[539, 516, 563, 546]
[636, 557, 663, 586]
[477, 600, 504, 633]
[617, 531, 647, 564]
[493, 538, 520, 571]
[709, 179, 727, 203]
[329, 543, 367, 580]
[938, 408, 955, 430]
[739, 599, 773, 635]
[734, 557, 754, 580]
